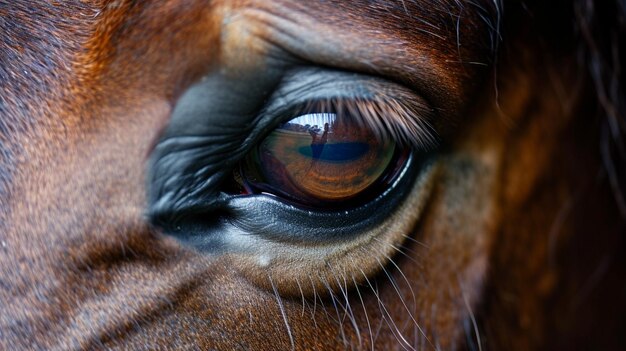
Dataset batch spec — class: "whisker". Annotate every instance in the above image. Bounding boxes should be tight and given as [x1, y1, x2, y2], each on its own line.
[352, 275, 375, 351]
[456, 274, 484, 351]
[295, 277, 308, 318]
[333, 266, 361, 347]
[379, 253, 419, 330]
[309, 274, 334, 326]
[373, 237, 424, 268]
[269, 275, 295, 351]
[401, 233, 430, 249]
[321, 275, 349, 348]
[307, 275, 320, 330]
[376, 258, 434, 350]
[359, 268, 414, 351]
[348, 255, 387, 347]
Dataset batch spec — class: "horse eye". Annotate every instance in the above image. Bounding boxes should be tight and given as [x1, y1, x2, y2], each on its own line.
[238, 111, 407, 207]
[147, 70, 439, 297]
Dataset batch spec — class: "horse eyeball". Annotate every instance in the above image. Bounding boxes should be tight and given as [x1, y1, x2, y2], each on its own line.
[241, 112, 406, 207]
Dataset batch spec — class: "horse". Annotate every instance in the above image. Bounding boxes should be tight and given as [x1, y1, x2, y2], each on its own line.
[1, 0, 624, 349]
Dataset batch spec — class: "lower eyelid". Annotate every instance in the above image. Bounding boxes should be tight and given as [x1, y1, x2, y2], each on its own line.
[225, 157, 440, 297]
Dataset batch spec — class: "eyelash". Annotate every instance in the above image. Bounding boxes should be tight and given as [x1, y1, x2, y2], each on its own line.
[290, 97, 440, 150]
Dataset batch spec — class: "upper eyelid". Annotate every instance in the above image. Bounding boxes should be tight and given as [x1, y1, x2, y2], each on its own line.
[256, 68, 440, 149]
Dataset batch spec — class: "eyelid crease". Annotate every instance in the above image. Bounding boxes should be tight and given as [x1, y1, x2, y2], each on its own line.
[297, 96, 439, 150]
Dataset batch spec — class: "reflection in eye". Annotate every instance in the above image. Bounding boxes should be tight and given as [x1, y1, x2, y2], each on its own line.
[237, 107, 409, 208]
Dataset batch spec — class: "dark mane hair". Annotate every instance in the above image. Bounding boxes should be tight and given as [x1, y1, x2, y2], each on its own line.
[574, 0, 626, 217]
[504, 0, 626, 217]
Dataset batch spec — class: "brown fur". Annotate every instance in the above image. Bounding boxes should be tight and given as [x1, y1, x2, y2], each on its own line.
[1, 1, 624, 350]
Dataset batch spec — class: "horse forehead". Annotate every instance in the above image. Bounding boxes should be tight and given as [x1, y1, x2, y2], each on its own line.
[0, 0, 491, 107]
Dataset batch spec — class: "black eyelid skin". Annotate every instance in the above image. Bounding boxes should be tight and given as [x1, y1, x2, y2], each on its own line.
[222, 152, 428, 245]
[156, 152, 432, 248]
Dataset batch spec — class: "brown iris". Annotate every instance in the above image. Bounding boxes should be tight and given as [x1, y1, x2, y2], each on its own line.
[241, 112, 401, 206]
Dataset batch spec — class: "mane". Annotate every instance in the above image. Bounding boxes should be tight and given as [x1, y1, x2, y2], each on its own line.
[574, 0, 626, 217]
[501, 0, 626, 218]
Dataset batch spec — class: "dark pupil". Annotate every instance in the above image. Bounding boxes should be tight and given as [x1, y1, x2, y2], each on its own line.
[297, 142, 369, 162]
[243, 113, 396, 204]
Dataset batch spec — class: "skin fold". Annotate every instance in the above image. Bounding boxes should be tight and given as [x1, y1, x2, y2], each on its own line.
[1, 1, 624, 350]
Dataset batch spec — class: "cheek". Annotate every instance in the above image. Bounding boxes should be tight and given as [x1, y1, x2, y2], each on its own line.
[370, 155, 499, 347]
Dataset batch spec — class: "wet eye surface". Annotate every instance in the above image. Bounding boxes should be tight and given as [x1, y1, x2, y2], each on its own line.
[239, 111, 406, 207]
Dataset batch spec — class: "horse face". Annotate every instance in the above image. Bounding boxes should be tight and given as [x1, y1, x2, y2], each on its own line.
[1, 1, 624, 350]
